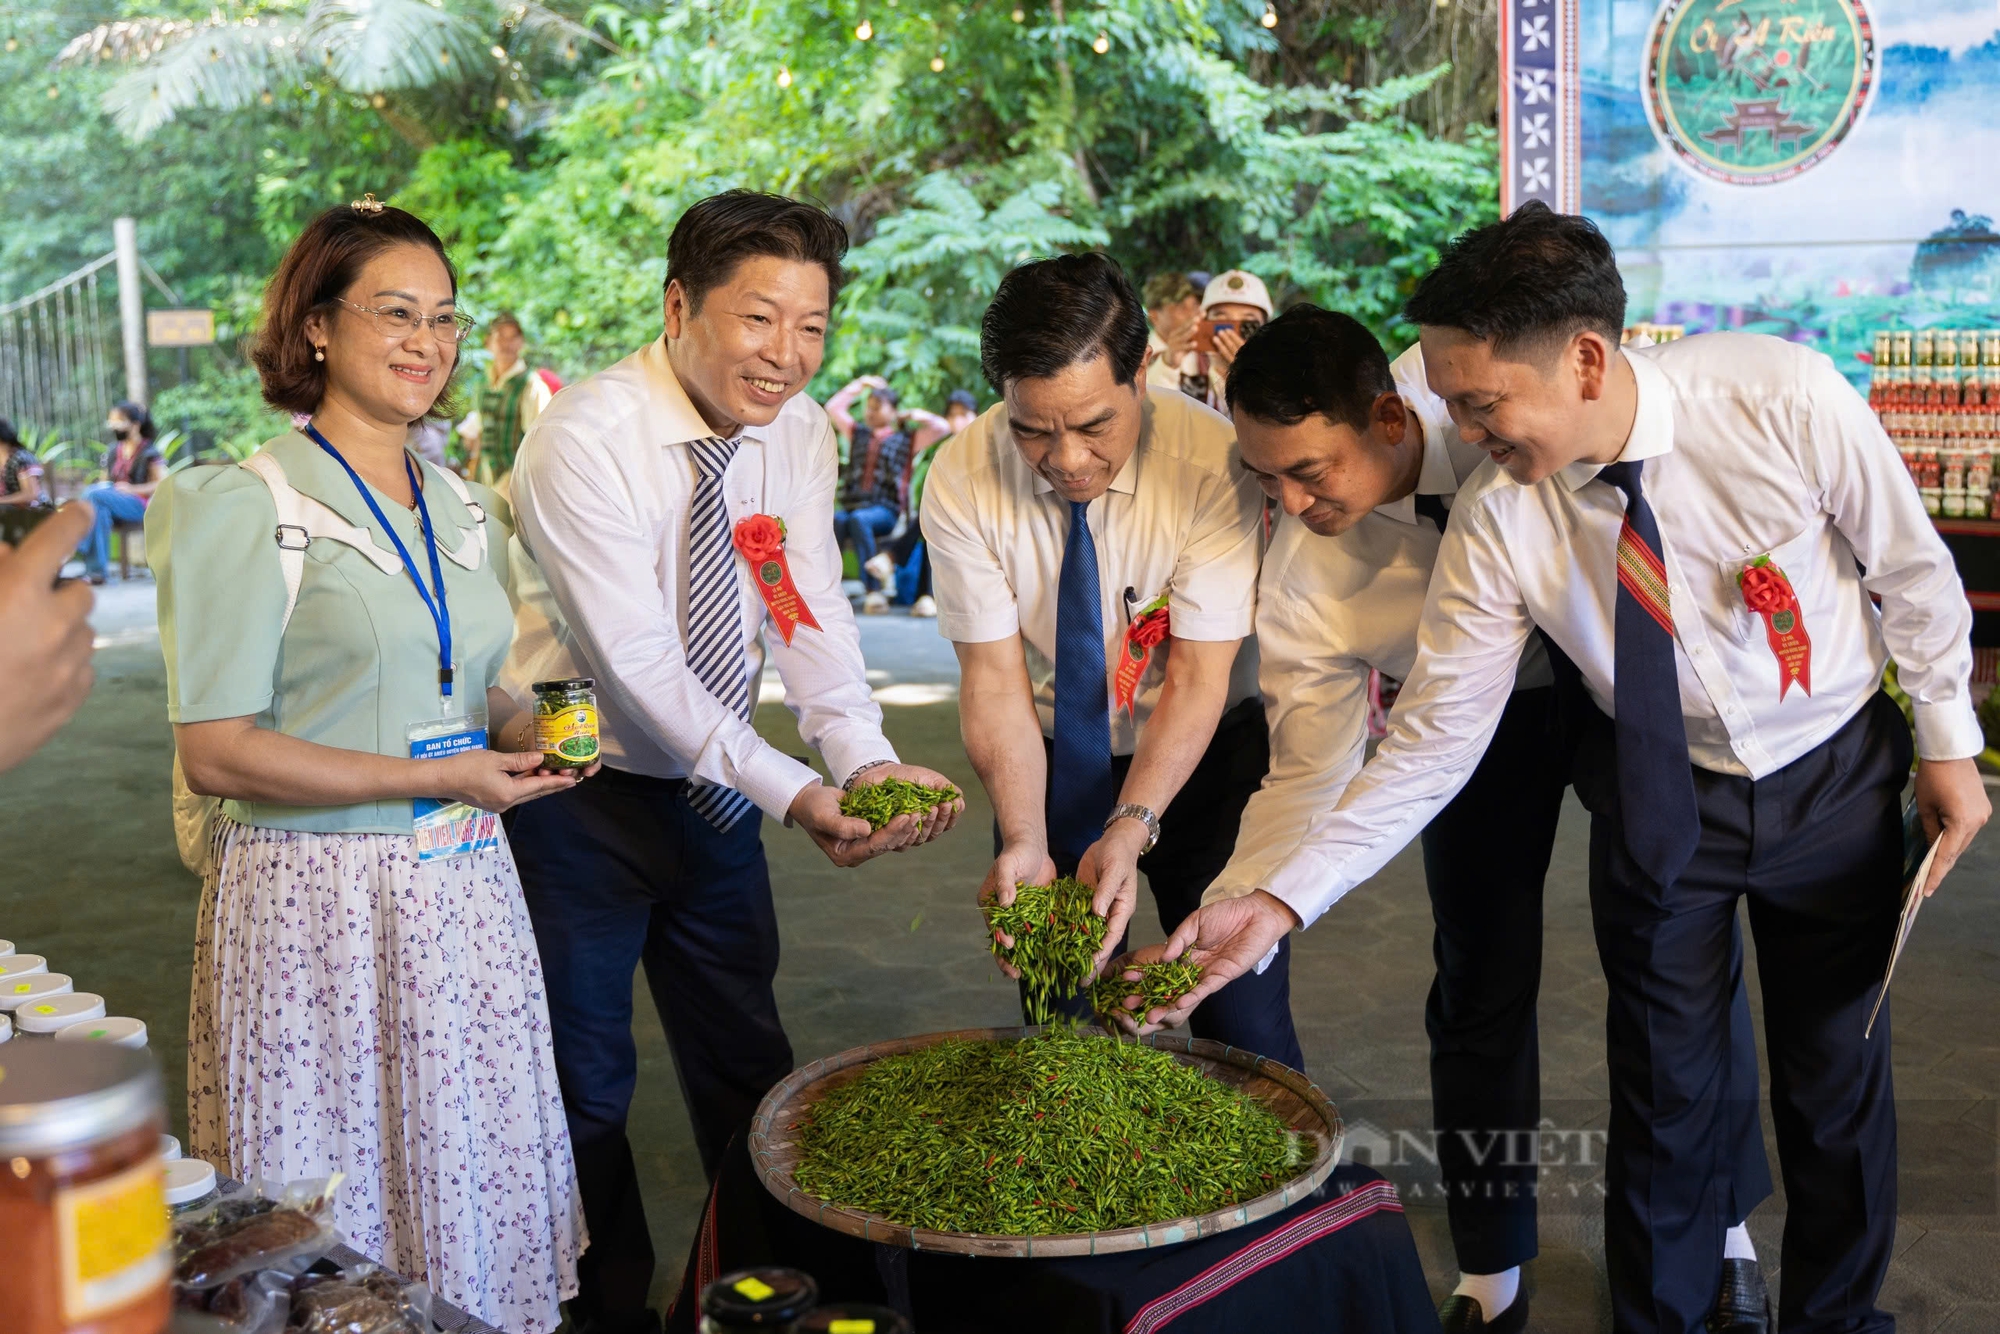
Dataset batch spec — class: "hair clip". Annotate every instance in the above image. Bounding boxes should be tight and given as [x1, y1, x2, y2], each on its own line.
[351, 192, 385, 214]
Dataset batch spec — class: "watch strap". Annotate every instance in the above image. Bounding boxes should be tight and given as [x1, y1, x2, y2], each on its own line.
[1105, 802, 1161, 853]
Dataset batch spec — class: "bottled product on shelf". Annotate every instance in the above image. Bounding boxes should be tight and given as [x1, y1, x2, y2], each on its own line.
[1870, 326, 2000, 520]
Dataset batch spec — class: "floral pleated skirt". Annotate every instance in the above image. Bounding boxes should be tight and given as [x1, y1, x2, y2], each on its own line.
[188, 820, 584, 1334]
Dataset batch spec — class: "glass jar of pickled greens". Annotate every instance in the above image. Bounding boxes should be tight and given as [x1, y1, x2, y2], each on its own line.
[532, 679, 599, 771]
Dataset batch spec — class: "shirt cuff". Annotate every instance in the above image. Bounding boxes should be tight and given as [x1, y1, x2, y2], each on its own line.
[1913, 700, 1987, 763]
[1261, 847, 1344, 931]
[737, 745, 826, 824]
[818, 728, 900, 789]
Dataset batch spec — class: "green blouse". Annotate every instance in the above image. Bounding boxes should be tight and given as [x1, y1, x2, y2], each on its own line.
[148, 430, 516, 835]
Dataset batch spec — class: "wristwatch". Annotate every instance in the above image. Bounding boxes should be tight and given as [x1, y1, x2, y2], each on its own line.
[1104, 803, 1161, 853]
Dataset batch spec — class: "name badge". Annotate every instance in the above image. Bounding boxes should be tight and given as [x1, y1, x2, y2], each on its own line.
[407, 711, 501, 863]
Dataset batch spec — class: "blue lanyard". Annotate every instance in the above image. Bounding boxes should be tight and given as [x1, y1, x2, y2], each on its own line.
[305, 423, 455, 700]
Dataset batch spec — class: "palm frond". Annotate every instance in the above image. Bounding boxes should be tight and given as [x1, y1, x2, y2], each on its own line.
[303, 0, 487, 93]
[503, 2, 620, 61]
[93, 18, 302, 139]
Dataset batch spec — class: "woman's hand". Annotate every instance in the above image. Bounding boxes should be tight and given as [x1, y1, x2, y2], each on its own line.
[438, 748, 582, 813]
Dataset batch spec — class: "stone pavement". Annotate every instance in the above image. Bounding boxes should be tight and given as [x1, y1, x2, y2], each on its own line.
[3, 585, 1995, 1331]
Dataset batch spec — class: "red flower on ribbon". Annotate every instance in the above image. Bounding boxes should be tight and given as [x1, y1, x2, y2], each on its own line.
[1737, 561, 1793, 615]
[1130, 606, 1171, 650]
[732, 514, 786, 563]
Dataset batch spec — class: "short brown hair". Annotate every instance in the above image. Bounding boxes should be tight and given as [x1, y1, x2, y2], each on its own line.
[1142, 272, 1198, 311]
[251, 202, 462, 419]
[664, 190, 848, 314]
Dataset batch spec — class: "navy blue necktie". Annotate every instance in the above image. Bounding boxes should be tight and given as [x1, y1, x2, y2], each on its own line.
[1599, 459, 1700, 886]
[1049, 500, 1115, 867]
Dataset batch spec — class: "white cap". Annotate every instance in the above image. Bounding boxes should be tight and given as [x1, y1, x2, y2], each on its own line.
[1202, 270, 1273, 318]
[0, 1013, 10, 1044]
[164, 1157, 218, 1206]
[0, 954, 49, 981]
[56, 1016, 149, 1049]
[17, 992, 107, 1033]
[0, 973, 73, 1010]
[161, 1134, 183, 1161]
[0, 939, 14, 957]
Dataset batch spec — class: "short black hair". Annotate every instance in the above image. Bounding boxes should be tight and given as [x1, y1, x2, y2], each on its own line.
[665, 190, 848, 314]
[1402, 201, 1626, 357]
[980, 253, 1150, 391]
[111, 400, 156, 441]
[0, 418, 17, 448]
[870, 385, 900, 408]
[1225, 305, 1394, 433]
[946, 389, 977, 412]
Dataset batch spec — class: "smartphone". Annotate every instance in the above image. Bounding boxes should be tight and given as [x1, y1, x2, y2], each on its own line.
[1193, 319, 1221, 353]
[0, 504, 55, 548]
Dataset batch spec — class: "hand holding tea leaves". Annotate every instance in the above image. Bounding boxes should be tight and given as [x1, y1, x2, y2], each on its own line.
[1124, 890, 1302, 1033]
[1075, 825, 1144, 974]
[846, 762, 966, 845]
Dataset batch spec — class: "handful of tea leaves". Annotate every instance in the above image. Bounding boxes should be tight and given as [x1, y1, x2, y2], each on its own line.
[790, 1028, 1302, 1235]
[839, 777, 961, 831]
[1093, 953, 1204, 1030]
[986, 877, 1108, 1022]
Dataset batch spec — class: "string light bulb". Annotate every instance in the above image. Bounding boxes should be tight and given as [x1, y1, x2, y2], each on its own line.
[1011, 7, 1024, 21]
[855, 18, 873, 40]
[777, 64, 793, 87]
[1091, 29, 1109, 53]
[930, 54, 945, 71]
[4, 38, 17, 53]
[370, 93, 386, 107]
[496, 94, 509, 109]
[1260, 4, 1277, 27]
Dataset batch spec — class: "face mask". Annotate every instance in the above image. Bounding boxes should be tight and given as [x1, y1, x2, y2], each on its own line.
[108, 423, 131, 440]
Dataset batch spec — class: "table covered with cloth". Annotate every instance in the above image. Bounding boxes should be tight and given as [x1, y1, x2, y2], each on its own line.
[666, 1133, 1443, 1334]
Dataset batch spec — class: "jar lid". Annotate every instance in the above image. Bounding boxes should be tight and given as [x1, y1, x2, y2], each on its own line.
[56, 1016, 148, 1048]
[0, 973, 73, 1009]
[0, 939, 13, 957]
[161, 1134, 182, 1161]
[793, 1306, 914, 1334]
[0, 953, 49, 980]
[0, 1013, 10, 1044]
[700, 1268, 819, 1325]
[0, 1042, 161, 1156]
[18, 992, 108, 1033]
[532, 677, 595, 693]
[164, 1157, 217, 1205]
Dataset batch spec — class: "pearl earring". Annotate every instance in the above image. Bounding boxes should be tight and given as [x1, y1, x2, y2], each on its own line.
[314, 347, 325, 362]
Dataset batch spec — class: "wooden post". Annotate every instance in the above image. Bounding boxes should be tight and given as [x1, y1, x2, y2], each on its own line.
[113, 216, 147, 407]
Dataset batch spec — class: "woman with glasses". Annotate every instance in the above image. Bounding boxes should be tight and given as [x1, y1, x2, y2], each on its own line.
[146, 199, 585, 1333]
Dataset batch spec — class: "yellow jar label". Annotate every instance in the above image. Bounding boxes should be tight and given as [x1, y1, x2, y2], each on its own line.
[829, 1322, 877, 1333]
[55, 1158, 170, 1320]
[536, 704, 600, 763]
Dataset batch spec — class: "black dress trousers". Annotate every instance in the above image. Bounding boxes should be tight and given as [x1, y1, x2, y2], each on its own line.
[1574, 690, 1910, 1334]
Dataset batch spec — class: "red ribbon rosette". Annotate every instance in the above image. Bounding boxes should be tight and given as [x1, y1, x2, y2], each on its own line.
[1113, 600, 1172, 717]
[1736, 555, 1811, 700]
[730, 514, 822, 646]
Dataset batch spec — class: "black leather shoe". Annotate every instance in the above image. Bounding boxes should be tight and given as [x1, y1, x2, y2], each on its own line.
[1440, 1292, 1529, 1334]
[1708, 1258, 1772, 1332]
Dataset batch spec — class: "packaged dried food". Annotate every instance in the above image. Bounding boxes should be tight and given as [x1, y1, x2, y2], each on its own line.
[288, 1264, 429, 1334]
[174, 1178, 342, 1290]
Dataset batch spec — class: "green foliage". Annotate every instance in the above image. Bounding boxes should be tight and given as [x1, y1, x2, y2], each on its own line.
[150, 367, 289, 461]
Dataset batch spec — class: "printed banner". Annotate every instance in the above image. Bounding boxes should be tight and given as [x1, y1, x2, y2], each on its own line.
[1501, 0, 1582, 215]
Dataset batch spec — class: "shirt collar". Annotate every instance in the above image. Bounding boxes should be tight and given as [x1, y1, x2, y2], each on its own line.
[639, 335, 772, 447]
[1556, 350, 1675, 492]
[277, 428, 480, 551]
[1025, 396, 1148, 499]
[1373, 398, 1465, 526]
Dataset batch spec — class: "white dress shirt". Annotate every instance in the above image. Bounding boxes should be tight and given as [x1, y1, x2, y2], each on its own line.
[1219, 331, 1982, 929]
[501, 337, 897, 819]
[1145, 331, 1182, 390]
[1209, 346, 1551, 899]
[921, 388, 1264, 755]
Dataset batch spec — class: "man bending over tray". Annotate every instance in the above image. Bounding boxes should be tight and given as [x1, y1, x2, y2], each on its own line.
[920, 251, 1302, 1066]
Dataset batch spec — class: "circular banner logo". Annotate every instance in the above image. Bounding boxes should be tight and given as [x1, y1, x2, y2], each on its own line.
[1643, 0, 1876, 186]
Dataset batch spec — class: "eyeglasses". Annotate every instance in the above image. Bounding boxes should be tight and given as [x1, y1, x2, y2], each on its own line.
[333, 298, 476, 345]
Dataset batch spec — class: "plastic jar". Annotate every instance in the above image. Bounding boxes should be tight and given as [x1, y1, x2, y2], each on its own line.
[1, 974, 76, 1011]
[159, 1137, 180, 1163]
[793, 1306, 914, 1334]
[532, 678, 600, 770]
[0, 953, 51, 981]
[0, 938, 15, 957]
[699, 1268, 819, 1331]
[162, 1159, 218, 1215]
[17, 994, 109, 1037]
[0, 1042, 171, 1334]
[1, 1012, 12, 1044]
[56, 1019, 148, 1050]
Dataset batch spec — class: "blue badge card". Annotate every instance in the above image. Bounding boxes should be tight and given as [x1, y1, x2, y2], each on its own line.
[408, 714, 501, 863]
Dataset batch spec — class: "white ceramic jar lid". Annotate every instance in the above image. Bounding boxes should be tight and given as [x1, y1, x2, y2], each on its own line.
[55, 1016, 148, 1048]
[16, 991, 107, 1033]
[163, 1157, 218, 1205]
[0, 954, 49, 980]
[0, 973, 73, 1009]
[161, 1133, 182, 1161]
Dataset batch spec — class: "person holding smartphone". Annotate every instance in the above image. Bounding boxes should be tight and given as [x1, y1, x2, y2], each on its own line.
[1195, 269, 1273, 414]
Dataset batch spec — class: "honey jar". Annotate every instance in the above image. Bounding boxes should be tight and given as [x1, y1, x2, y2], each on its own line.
[0, 1042, 171, 1334]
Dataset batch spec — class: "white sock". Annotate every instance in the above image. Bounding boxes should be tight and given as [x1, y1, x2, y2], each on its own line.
[1725, 1222, 1757, 1261]
[1453, 1268, 1520, 1319]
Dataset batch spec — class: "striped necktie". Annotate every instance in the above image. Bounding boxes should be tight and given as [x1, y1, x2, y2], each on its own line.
[1599, 459, 1699, 886]
[685, 436, 754, 831]
[1048, 499, 1115, 867]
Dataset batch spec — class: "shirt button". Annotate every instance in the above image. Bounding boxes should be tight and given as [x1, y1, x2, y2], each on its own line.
[1692, 644, 1707, 656]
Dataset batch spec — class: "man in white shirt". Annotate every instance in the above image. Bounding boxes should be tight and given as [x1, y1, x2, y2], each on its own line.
[1139, 204, 1991, 1334]
[500, 191, 962, 1334]
[1188, 305, 1767, 1334]
[923, 252, 1301, 1065]
[1141, 271, 1200, 393]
